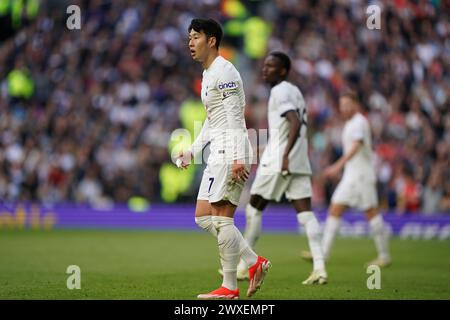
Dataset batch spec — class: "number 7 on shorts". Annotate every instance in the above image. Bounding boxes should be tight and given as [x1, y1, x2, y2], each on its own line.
[208, 177, 214, 193]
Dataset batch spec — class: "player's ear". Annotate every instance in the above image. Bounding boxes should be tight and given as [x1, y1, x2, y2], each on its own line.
[280, 67, 287, 78]
[208, 36, 216, 49]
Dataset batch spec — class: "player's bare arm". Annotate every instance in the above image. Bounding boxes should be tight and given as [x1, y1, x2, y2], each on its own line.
[281, 110, 301, 174]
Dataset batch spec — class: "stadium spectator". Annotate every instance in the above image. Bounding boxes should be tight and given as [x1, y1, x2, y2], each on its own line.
[440, 178, 450, 213]
[0, 0, 448, 215]
[395, 165, 422, 214]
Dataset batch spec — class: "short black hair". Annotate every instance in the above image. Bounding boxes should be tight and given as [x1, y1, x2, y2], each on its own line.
[188, 18, 223, 49]
[269, 51, 291, 75]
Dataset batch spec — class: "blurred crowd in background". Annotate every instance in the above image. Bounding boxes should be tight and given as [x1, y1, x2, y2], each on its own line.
[0, 0, 449, 214]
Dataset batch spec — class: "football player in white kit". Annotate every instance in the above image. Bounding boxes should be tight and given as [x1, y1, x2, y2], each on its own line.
[302, 92, 391, 267]
[177, 18, 271, 299]
[229, 52, 327, 285]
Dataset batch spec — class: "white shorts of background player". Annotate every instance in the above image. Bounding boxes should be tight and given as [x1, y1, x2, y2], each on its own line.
[250, 167, 312, 201]
[331, 176, 378, 211]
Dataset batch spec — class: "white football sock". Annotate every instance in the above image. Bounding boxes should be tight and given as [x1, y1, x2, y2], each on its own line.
[244, 204, 262, 248]
[369, 214, 390, 261]
[297, 211, 325, 271]
[195, 216, 217, 238]
[211, 216, 240, 290]
[212, 214, 258, 271]
[238, 231, 258, 268]
[322, 215, 341, 260]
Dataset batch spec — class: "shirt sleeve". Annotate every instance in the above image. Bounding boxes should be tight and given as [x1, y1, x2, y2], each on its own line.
[350, 116, 365, 142]
[217, 70, 240, 103]
[217, 69, 247, 161]
[189, 117, 210, 158]
[273, 85, 297, 117]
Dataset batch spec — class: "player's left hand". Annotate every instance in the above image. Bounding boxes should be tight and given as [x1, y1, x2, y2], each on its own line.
[231, 161, 249, 183]
[324, 164, 340, 178]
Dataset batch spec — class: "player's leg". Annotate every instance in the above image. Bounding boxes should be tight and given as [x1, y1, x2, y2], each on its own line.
[198, 165, 242, 299]
[199, 200, 270, 299]
[209, 201, 242, 295]
[318, 178, 354, 261]
[292, 197, 327, 284]
[321, 202, 347, 260]
[213, 200, 271, 298]
[244, 171, 286, 250]
[245, 194, 269, 249]
[286, 175, 327, 284]
[365, 207, 391, 267]
[199, 164, 270, 299]
[196, 165, 243, 299]
[194, 167, 216, 237]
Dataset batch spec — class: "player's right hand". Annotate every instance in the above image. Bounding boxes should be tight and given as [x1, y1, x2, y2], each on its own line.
[231, 161, 249, 183]
[176, 150, 193, 169]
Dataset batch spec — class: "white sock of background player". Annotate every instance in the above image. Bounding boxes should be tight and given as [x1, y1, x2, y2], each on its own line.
[321, 215, 341, 260]
[297, 211, 325, 271]
[369, 214, 390, 261]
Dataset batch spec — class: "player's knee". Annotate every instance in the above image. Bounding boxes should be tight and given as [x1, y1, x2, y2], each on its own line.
[365, 208, 378, 220]
[329, 203, 345, 217]
[195, 216, 210, 229]
[292, 198, 311, 212]
[249, 194, 267, 210]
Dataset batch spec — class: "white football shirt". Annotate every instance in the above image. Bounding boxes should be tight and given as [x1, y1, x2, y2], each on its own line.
[341, 112, 376, 182]
[190, 56, 252, 164]
[259, 81, 312, 175]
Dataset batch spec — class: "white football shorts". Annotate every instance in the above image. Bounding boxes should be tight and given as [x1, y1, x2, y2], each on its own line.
[197, 162, 250, 206]
[331, 176, 378, 211]
[250, 169, 312, 202]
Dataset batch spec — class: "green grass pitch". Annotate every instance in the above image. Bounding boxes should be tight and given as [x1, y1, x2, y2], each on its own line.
[1, 230, 449, 299]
